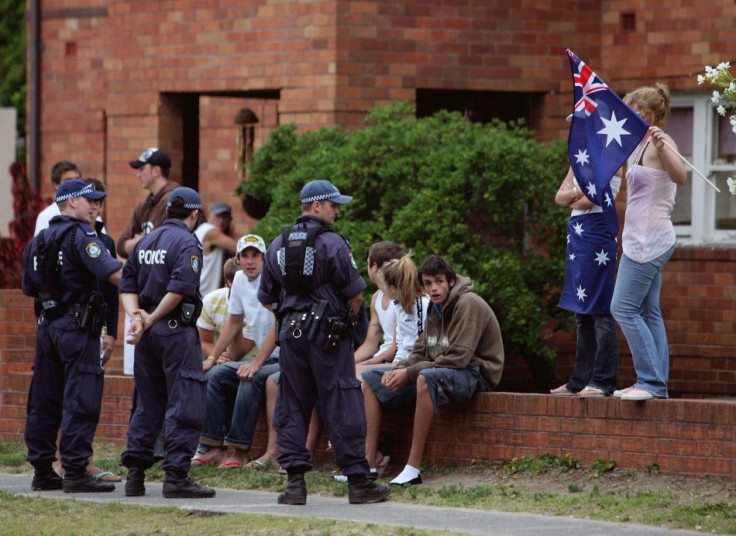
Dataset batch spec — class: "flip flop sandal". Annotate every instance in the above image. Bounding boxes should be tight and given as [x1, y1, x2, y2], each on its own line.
[218, 459, 244, 469]
[92, 471, 122, 482]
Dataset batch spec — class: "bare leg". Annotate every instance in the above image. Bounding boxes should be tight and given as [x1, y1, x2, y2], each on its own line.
[305, 409, 323, 458]
[246, 376, 281, 469]
[362, 381, 383, 469]
[405, 375, 434, 469]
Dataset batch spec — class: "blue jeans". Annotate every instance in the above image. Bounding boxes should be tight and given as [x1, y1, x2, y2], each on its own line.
[199, 356, 280, 450]
[566, 313, 619, 394]
[610, 247, 674, 398]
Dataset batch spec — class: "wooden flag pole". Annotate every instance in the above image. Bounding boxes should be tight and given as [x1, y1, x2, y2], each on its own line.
[662, 140, 721, 193]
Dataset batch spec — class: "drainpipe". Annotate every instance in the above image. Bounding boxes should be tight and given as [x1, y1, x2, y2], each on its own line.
[28, 0, 41, 189]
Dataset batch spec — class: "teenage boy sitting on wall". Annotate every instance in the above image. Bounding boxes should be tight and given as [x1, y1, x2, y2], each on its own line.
[361, 255, 504, 485]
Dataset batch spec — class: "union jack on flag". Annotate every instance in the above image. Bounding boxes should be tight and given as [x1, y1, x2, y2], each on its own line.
[567, 49, 649, 235]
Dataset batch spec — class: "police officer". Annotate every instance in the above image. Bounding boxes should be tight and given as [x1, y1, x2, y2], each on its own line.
[258, 179, 390, 505]
[22, 179, 123, 493]
[119, 186, 215, 499]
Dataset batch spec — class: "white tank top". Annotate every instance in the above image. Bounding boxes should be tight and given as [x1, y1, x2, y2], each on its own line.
[373, 290, 396, 358]
[623, 138, 677, 263]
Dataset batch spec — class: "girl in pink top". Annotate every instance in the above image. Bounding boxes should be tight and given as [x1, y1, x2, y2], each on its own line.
[610, 84, 687, 401]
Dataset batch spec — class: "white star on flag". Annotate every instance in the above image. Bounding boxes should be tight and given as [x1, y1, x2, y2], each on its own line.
[594, 249, 610, 266]
[569, 253, 576, 261]
[574, 149, 589, 166]
[597, 110, 632, 147]
[576, 285, 587, 301]
[585, 182, 597, 198]
[573, 222, 584, 236]
[603, 191, 613, 207]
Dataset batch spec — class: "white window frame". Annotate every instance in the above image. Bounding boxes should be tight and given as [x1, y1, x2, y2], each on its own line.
[673, 93, 736, 245]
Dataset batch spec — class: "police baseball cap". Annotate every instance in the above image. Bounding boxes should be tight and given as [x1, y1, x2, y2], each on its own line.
[299, 180, 352, 204]
[236, 234, 267, 254]
[129, 147, 172, 170]
[55, 178, 106, 203]
[167, 186, 202, 209]
[209, 201, 232, 216]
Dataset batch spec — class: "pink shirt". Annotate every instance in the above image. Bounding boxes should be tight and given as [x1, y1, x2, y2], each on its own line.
[622, 162, 677, 263]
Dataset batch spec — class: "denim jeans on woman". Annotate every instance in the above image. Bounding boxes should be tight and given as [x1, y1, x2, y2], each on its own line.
[610, 246, 674, 398]
[566, 313, 618, 395]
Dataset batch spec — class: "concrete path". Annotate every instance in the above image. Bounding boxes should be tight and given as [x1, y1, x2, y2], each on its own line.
[0, 473, 706, 535]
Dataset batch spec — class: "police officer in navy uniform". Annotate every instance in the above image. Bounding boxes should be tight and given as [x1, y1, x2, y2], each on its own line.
[119, 186, 215, 499]
[258, 179, 390, 505]
[22, 179, 123, 493]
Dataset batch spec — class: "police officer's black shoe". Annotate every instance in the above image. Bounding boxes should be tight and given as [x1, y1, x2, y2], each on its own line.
[277, 473, 307, 505]
[125, 467, 146, 497]
[347, 475, 390, 504]
[63, 469, 115, 493]
[31, 467, 63, 491]
[162, 471, 216, 499]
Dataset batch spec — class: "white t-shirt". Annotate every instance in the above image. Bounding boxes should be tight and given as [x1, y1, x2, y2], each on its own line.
[194, 222, 227, 297]
[393, 295, 430, 363]
[373, 290, 397, 358]
[228, 271, 279, 356]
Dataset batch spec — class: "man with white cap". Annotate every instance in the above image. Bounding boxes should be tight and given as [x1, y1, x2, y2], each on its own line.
[258, 179, 390, 505]
[22, 179, 123, 493]
[194, 234, 280, 469]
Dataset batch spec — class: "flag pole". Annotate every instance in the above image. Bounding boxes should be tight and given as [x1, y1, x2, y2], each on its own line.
[662, 140, 721, 193]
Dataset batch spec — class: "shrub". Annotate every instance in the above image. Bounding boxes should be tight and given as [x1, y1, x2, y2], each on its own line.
[240, 102, 569, 386]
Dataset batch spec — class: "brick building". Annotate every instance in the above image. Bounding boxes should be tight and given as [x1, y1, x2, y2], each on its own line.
[2, 0, 734, 475]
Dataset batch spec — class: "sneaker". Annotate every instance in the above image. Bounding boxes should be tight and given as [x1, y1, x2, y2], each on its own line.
[621, 388, 655, 401]
[613, 386, 635, 398]
[63, 470, 115, 493]
[549, 384, 576, 396]
[162, 472, 216, 499]
[31, 469, 63, 491]
[348, 477, 390, 504]
[578, 386, 607, 398]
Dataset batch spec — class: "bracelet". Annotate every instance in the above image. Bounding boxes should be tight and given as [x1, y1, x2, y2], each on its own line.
[133, 316, 143, 323]
[207, 355, 217, 362]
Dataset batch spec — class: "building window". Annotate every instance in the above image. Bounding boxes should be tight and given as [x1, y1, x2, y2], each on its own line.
[670, 94, 736, 243]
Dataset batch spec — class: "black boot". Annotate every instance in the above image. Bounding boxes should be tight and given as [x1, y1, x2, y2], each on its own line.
[162, 471, 216, 499]
[31, 465, 63, 491]
[125, 467, 146, 497]
[278, 473, 307, 505]
[348, 474, 390, 504]
[63, 468, 115, 493]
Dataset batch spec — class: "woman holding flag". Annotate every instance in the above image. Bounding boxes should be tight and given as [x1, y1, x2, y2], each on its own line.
[610, 84, 687, 401]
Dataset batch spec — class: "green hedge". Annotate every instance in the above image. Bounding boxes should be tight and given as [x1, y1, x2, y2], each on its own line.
[239, 102, 570, 387]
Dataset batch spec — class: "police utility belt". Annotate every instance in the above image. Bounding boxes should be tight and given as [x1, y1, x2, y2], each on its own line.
[144, 302, 200, 328]
[283, 299, 353, 353]
[37, 292, 106, 336]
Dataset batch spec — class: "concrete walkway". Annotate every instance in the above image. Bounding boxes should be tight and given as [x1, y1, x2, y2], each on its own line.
[0, 473, 706, 536]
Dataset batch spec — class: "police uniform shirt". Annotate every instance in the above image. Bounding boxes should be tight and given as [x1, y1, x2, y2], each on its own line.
[23, 215, 123, 303]
[119, 219, 203, 307]
[257, 215, 366, 315]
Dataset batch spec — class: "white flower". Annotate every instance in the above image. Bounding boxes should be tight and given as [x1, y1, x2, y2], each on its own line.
[718, 105, 727, 116]
[697, 74, 705, 85]
[728, 177, 736, 195]
[717, 61, 731, 71]
[712, 90, 722, 104]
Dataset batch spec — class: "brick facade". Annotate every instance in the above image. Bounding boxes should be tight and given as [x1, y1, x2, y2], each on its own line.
[13, 0, 735, 478]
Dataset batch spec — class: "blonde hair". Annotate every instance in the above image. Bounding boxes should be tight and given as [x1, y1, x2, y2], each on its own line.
[380, 253, 422, 314]
[624, 83, 671, 127]
[223, 256, 241, 285]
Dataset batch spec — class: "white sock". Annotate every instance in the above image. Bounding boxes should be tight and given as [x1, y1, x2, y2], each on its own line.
[390, 464, 420, 485]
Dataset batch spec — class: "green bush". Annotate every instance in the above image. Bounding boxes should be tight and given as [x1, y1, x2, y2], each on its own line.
[240, 102, 570, 387]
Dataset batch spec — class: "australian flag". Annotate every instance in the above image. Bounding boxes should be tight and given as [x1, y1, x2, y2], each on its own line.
[567, 49, 649, 235]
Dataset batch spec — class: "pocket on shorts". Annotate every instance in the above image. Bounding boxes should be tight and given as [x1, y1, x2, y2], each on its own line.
[335, 377, 366, 440]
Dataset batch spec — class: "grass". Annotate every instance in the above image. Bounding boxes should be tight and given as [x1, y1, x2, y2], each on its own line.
[2, 442, 736, 535]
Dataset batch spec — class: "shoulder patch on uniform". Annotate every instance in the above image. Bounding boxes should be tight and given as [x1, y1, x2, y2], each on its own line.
[348, 251, 358, 270]
[85, 242, 102, 259]
[190, 255, 200, 274]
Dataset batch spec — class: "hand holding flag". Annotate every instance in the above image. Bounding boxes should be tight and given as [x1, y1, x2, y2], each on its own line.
[567, 49, 649, 233]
